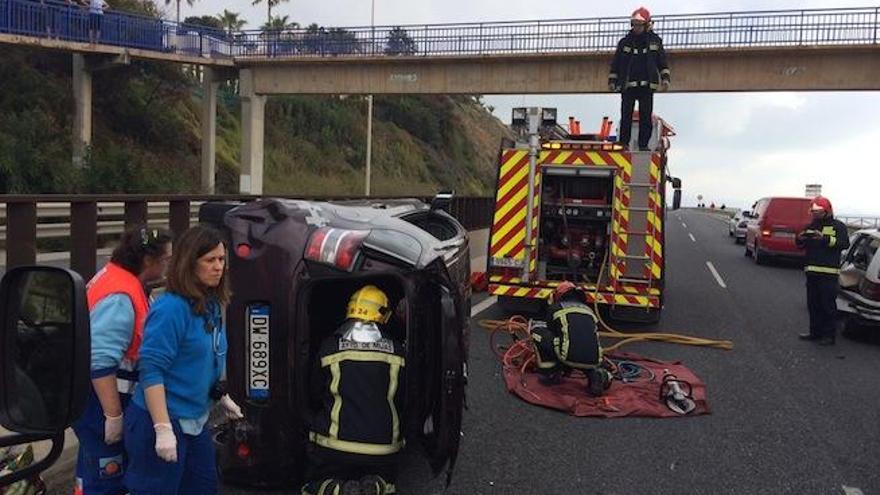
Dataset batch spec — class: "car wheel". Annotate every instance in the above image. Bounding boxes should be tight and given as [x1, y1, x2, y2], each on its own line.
[744, 241, 753, 257]
[728, 228, 733, 237]
[754, 242, 768, 265]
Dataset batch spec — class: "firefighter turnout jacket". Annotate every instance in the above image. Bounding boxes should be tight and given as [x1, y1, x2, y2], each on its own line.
[797, 217, 850, 276]
[608, 30, 671, 91]
[309, 330, 406, 458]
[532, 300, 603, 372]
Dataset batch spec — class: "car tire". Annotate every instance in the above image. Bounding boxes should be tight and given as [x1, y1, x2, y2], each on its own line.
[744, 241, 753, 257]
[754, 242, 768, 265]
[728, 228, 733, 237]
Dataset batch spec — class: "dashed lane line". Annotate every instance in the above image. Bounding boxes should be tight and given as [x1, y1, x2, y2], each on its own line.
[706, 261, 728, 289]
[471, 296, 498, 317]
[689, 233, 697, 243]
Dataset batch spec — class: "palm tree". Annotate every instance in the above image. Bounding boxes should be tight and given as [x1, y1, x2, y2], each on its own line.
[261, 15, 298, 33]
[252, 0, 291, 25]
[216, 9, 246, 36]
[165, 0, 196, 24]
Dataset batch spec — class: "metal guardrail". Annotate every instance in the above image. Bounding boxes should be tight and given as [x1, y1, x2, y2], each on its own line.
[840, 216, 880, 230]
[0, 0, 232, 56]
[1, 2, 878, 60]
[0, 195, 494, 278]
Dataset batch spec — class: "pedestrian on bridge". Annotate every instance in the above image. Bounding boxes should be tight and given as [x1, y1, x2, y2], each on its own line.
[73, 226, 172, 495]
[608, 7, 670, 151]
[123, 226, 244, 494]
[796, 196, 850, 346]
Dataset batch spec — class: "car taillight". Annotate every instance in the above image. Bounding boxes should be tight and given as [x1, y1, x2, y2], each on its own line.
[305, 228, 369, 271]
[236, 442, 251, 459]
[761, 230, 772, 237]
[235, 243, 252, 258]
[861, 279, 880, 301]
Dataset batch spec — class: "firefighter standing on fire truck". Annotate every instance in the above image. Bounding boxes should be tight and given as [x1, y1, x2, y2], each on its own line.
[303, 285, 405, 495]
[608, 7, 670, 151]
[796, 196, 850, 346]
[530, 282, 612, 397]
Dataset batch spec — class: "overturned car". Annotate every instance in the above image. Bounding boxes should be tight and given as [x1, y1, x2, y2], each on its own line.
[199, 196, 471, 488]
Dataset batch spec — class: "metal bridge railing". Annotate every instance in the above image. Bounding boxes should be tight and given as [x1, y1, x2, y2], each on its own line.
[1, 2, 878, 60]
[840, 216, 880, 230]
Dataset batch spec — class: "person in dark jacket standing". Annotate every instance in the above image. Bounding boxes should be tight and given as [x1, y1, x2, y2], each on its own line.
[608, 7, 670, 151]
[796, 196, 850, 345]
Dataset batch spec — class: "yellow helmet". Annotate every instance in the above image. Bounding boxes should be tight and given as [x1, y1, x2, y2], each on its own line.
[346, 285, 391, 324]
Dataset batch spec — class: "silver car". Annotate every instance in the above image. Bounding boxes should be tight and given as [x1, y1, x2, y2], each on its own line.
[838, 229, 880, 328]
[728, 210, 749, 243]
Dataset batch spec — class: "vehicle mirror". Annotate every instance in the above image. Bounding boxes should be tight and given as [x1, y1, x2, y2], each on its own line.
[0, 267, 90, 435]
[431, 190, 454, 212]
[672, 189, 682, 211]
[670, 177, 682, 189]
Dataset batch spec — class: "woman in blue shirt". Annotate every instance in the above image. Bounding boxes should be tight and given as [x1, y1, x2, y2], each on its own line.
[124, 226, 243, 494]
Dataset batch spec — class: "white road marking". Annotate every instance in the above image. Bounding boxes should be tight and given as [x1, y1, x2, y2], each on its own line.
[689, 233, 697, 242]
[842, 486, 864, 495]
[471, 296, 498, 317]
[682, 222, 687, 228]
[706, 261, 727, 289]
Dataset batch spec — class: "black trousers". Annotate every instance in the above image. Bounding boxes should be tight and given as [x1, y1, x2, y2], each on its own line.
[305, 443, 398, 484]
[806, 273, 839, 339]
[619, 87, 655, 149]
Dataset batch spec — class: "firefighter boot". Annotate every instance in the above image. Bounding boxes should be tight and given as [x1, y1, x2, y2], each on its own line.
[302, 479, 346, 495]
[359, 475, 396, 495]
[587, 368, 612, 397]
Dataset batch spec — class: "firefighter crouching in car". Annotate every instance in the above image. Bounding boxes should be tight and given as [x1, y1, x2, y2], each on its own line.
[530, 282, 613, 396]
[303, 285, 405, 495]
[796, 196, 850, 346]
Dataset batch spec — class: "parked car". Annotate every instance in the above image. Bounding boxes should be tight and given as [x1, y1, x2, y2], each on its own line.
[744, 197, 812, 264]
[838, 229, 880, 328]
[728, 210, 748, 243]
[199, 196, 470, 488]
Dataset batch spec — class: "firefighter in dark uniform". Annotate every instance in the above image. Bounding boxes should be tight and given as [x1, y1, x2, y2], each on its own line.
[608, 7, 670, 151]
[530, 282, 612, 396]
[796, 196, 850, 346]
[303, 285, 405, 495]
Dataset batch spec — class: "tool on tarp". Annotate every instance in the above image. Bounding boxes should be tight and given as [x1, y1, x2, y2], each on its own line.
[659, 369, 696, 415]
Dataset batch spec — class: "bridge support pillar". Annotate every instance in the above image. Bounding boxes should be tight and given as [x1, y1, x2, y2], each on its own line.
[240, 69, 266, 195]
[201, 66, 219, 194]
[72, 54, 92, 167]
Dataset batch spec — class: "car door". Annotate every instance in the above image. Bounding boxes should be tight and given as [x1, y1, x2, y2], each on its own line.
[840, 234, 869, 290]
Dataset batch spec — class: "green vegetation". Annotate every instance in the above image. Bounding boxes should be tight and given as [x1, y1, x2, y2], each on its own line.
[0, 45, 510, 196]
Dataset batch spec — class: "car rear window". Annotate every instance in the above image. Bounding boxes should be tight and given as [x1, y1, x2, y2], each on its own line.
[766, 199, 812, 225]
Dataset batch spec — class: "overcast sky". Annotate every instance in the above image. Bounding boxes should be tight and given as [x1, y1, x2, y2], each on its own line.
[176, 0, 879, 215]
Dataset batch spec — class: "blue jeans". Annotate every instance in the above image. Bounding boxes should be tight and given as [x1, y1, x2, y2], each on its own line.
[123, 404, 217, 495]
[72, 389, 131, 495]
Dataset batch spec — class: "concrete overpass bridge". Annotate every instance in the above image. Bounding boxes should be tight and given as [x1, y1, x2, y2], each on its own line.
[1, 1, 879, 193]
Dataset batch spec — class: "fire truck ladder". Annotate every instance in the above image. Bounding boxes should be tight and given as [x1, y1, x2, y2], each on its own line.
[610, 152, 660, 293]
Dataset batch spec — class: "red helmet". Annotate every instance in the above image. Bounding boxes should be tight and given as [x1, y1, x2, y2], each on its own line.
[552, 281, 587, 304]
[810, 196, 833, 216]
[631, 7, 651, 24]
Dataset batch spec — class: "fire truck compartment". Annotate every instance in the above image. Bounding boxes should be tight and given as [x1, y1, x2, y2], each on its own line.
[538, 169, 614, 282]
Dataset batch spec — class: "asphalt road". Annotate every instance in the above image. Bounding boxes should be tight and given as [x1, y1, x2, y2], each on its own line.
[45, 210, 880, 494]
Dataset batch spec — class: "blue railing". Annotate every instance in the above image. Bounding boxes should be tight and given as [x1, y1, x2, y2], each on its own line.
[0, 1, 878, 60]
[0, 0, 232, 56]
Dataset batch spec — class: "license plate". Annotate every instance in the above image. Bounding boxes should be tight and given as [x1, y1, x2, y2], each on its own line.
[773, 232, 795, 239]
[247, 304, 270, 401]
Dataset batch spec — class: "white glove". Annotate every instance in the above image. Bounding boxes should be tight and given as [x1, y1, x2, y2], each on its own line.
[153, 423, 178, 463]
[219, 394, 244, 420]
[103, 413, 123, 445]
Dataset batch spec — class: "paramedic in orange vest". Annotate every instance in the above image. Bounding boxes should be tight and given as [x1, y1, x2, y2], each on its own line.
[608, 7, 670, 151]
[73, 227, 172, 495]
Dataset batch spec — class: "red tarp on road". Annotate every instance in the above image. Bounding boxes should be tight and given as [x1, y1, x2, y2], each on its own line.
[503, 352, 711, 418]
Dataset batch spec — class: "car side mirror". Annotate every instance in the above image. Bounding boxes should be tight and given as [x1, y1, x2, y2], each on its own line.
[431, 190, 454, 213]
[0, 267, 90, 435]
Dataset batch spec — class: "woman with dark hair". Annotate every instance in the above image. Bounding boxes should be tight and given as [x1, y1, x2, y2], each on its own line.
[123, 225, 243, 494]
[73, 226, 172, 495]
